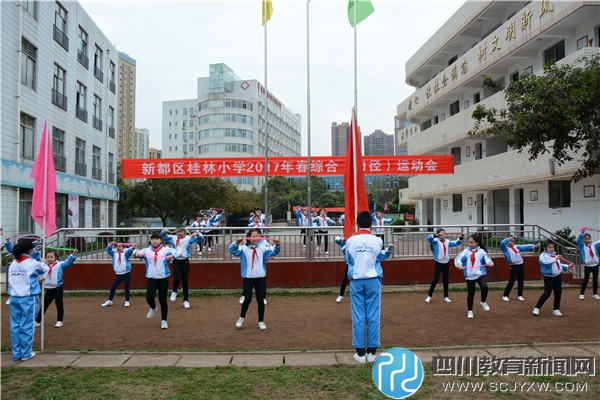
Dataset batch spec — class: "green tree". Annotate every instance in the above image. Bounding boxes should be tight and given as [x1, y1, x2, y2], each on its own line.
[469, 55, 600, 182]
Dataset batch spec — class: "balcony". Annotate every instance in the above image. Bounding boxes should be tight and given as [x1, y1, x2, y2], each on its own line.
[76, 106, 88, 123]
[108, 172, 115, 184]
[53, 154, 66, 172]
[51, 89, 68, 111]
[75, 162, 87, 177]
[92, 167, 103, 180]
[77, 51, 89, 69]
[92, 116, 103, 131]
[94, 66, 104, 83]
[53, 25, 69, 51]
[108, 126, 115, 138]
[109, 80, 116, 94]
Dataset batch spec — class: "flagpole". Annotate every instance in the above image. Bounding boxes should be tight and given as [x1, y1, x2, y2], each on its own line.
[353, 1, 359, 223]
[263, 1, 269, 225]
[306, 0, 313, 261]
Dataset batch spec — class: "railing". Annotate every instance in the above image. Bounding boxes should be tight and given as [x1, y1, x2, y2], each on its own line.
[94, 66, 104, 83]
[51, 89, 68, 111]
[74, 161, 87, 176]
[77, 50, 89, 69]
[76, 106, 88, 122]
[41, 224, 581, 273]
[53, 25, 69, 51]
[92, 116, 103, 131]
[53, 154, 66, 172]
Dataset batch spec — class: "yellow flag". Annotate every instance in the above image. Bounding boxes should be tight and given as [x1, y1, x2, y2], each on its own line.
[262, 0, 273, 26]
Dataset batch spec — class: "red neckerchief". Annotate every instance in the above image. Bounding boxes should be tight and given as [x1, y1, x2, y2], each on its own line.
[587, 244, 594, 258]
[509, 245, 519, 255]
[378, 218, 383, 226]
[47, 261, 57, 277]
[549, 253, 560, 268]
[356, 228, 372, 235]
[470, 249, 478, 266]
[441, 239, 447, 257]
[117, 251, 122, 264]
[176, 237, 181, 248]
[251, 247, 258, 269]
[152, 245, 163, 265]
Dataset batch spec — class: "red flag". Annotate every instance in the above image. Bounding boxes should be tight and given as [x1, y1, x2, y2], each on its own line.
[384, 201, 388, 211]
[30, 121, 57, 237]
[343, 108, 368, 239]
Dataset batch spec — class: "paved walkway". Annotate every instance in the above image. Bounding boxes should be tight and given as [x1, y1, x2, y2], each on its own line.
[2, 342, 598, 369]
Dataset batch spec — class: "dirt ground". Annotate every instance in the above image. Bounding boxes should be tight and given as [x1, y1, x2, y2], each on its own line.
[1, 285, 599, 353]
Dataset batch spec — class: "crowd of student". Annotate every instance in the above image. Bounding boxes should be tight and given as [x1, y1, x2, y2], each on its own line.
[2, 218, 599, 364]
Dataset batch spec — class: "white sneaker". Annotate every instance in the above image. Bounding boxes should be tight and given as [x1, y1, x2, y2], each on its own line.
[183, 301, 190, 309]
[5, 298, 10, 305]
[239, 296, 245, 304]
[199, 251, 202, 256]
[518, 296, 525, 301]
[366, 353, 377, 363]
[552, 309, 563, 317]
[55, 321, 63, 328]
[336, 295, 344, 303]
[316, 246, 321, 251]
[235, 317, 245, 328]
[532, 308, 540, 316]
[502, 296, 510, 302]
[353, 353, 366, 364]
[208, 247, 212, 253]
[425, 296, 431, 303]
[467, 311, 474, 319]
[593, 294, 600, 300]
[444, 297, 452, 303]
[170, 292, 177, 302]
[147, 307, 158, 319]
[21, 352, 36, 361]
[263, 298, 267, 305]
[101, 300, 113, 307]
[481, 302, 490, 311]
[258, 321, 267, 330]
[325, 251, 329, 255]
[34, 322, 41, 327]
[124, 301, 130, 307]
[579, 294, 585, 300]
[161, 320, 168, 329]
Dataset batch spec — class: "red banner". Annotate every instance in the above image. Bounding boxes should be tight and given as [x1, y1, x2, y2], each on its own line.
[121, 155, 454, 179]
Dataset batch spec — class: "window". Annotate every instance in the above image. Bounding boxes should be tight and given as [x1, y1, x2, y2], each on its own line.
[92, 199, 101, 227]
[22, 0, 38, 19]
[450, 101, 460, 116]
[20, 113, 35, 160]
[75, 137, 86, 176]
[108, 153, 115, 184]
[475, 142, 483, 160]
[544, 40, 565, 64]
[52, 126, 66, 172]
[19, 190, 35, 233]
[108, 107, 115, 138]
[53, 2, 69, 50]
[21, 38, 37, 89]
[109, 61, 116, 93]
[473, 92, 481, 104]
[77, 26, 89, 68]
[92, 95, 102, 131]
[452, 194, 463, 212]
[450, 147, 461, 166]
[183, 108, 187, 116]
[524, 66, 533, 75]
[93, 46, 103, 82]
[76, 82, 87, 122]
[92, 146, 102, 180]
[577, 36, 588, 51]
[549, 180, 571, 208]
[52, 63, 67, 110]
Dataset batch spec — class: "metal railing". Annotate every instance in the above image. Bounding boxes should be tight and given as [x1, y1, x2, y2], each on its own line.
[37, 224, 581, 274]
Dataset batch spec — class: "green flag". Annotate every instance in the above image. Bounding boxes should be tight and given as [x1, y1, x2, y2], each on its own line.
[348, 0, 374, 27]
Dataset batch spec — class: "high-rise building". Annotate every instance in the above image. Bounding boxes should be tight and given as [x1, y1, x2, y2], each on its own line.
[117, 52, 136, 162]
[162, 63, 301, 190]
[330, 122, 350, 156]
[363, 129, 395, 156]
[396, 1, 600, 232]
[0, 0, 120, 234]
[135, 128, 149, 159]
[148, 148, 162, 159]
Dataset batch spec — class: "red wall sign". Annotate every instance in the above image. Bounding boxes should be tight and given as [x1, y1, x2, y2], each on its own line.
[121, 155, 454, 179]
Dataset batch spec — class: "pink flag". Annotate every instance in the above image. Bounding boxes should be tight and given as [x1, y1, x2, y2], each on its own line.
[343, 108, 369, 239]
[384, 201, 388, 211]
[30, 121, 57, 237]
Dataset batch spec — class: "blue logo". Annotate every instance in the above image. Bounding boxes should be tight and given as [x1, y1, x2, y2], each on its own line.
[372, 347, 424, 399]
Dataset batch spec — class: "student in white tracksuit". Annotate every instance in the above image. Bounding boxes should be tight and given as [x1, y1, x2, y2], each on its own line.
[577, 227, 600, 300]
[8, 238, 48, 361]
[340, 211, 393, 364]
[455, 234, 494, 319]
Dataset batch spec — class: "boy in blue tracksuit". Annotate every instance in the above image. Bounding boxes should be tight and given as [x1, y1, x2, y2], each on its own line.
[229, 228, 280, 330]
[500, 235, 538, 302]
[340, 211, 393, 363]
[8, 238, 48, 361]
[102, 242, 137, 307]
[35, 249, 79, 328]
[5, 237, 42, 306]
[134, 232, 177, 329]
[577, 227, 600, 300]
[425, 229, 464, 303]
[161, 227, 203, 308]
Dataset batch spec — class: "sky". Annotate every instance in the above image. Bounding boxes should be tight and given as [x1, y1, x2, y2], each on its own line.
[79, 0, 465, 156]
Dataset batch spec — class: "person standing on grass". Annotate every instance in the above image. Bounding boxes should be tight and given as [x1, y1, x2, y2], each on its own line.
[134, 232, 177, 329]
[425, 229, 464, 304]
[161, 227, 203, 309]
[340, 211, 393, 364]
[500, 235, 538, 302]
[35, 248, 79, 328]
[8, 238, 48, 361]
[577, 227, 600, 300]
[102, 242, 137, 308]
[229, 228, 280, 330]
[532, 239, 574, 317]
[455, 234, 494, 319]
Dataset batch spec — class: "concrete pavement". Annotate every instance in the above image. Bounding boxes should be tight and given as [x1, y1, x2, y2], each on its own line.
[2, 342, 598, 369]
